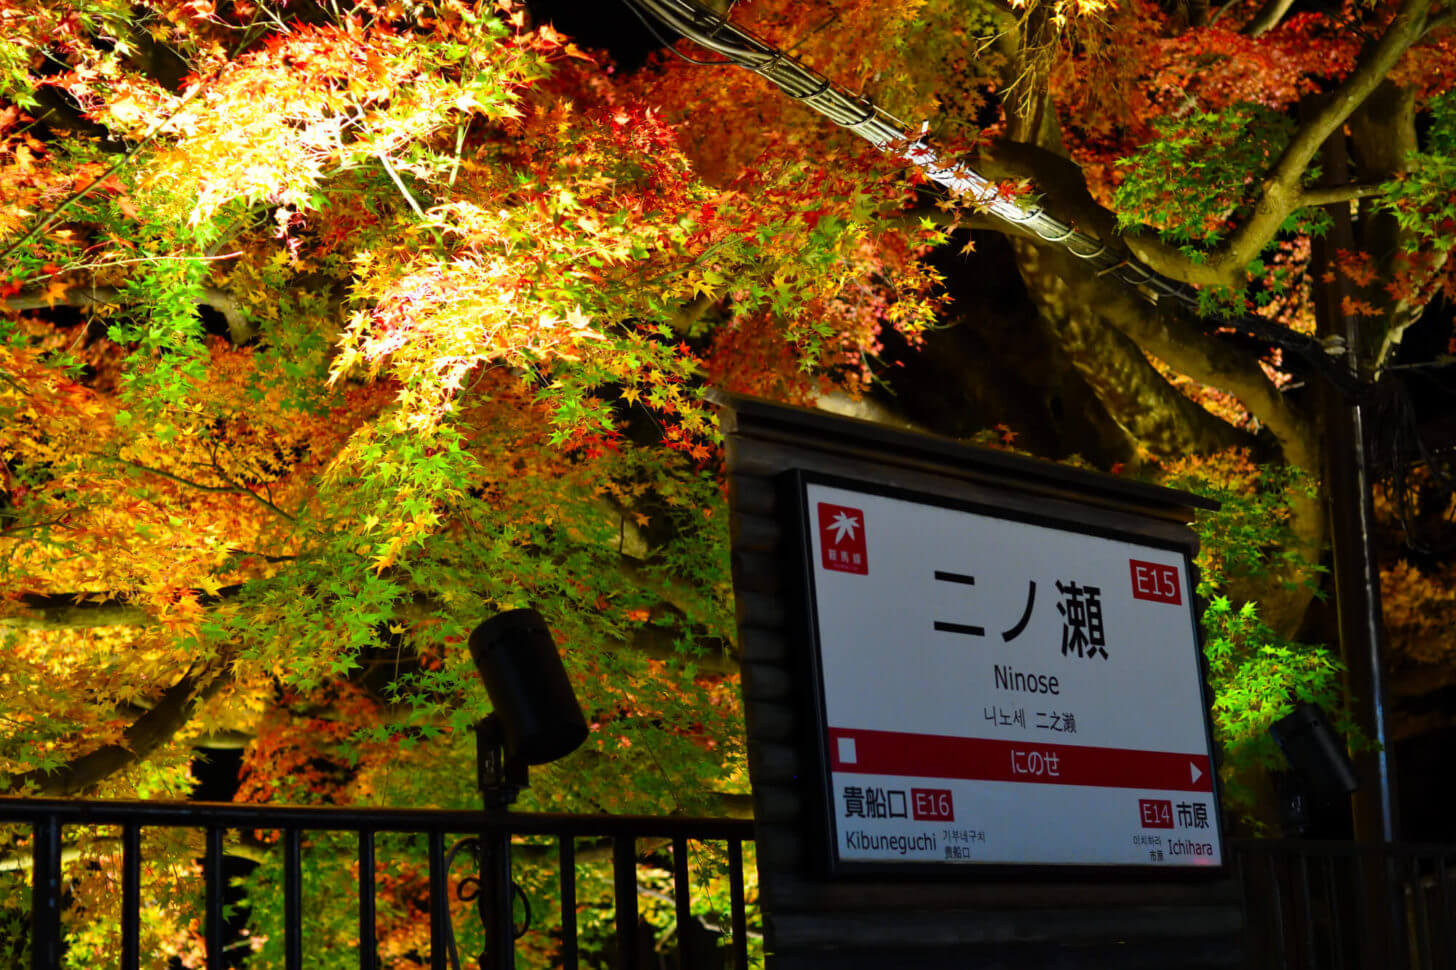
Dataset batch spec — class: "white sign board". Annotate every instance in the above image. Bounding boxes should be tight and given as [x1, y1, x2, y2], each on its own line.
[798, 476, 1222, 871]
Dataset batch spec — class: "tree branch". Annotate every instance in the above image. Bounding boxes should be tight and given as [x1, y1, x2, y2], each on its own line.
[815, 391, 935, 435]
[977, 141, 1126, 247]
[1420, 4, 1453, 37]
[1347, 82, 1429, 369]
[1297, 183, 1391, 207]
[1139, 0, 1435, 288]
[666, 291, 719, 333]
[1009, 240, 1257, 462]
[1063, 250, 1319, 472]
[111, 456, 296, 522]
[4, 595, 156, 630]
[2, 284, 256, 343]
[1035, 242, 1324, 632]
[621, 621, 740, 676]
[972, 139, 1223, 290]
[1, 662, 230, 796]
[376, 152, 428, 220]
[1242, 0, 1298, 36]
[1, 586, 246, 630]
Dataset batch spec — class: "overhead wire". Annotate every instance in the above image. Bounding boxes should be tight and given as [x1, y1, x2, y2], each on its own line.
[619, 0, 1364, 395]
[619, 0, 737, 64]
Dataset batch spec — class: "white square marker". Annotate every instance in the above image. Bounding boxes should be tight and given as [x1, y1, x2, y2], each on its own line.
[837, 737, 858, 764]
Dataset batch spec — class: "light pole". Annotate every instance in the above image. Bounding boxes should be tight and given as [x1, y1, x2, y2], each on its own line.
[465, 607, 588, 970]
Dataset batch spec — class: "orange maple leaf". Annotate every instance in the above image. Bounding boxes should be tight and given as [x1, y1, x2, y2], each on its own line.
[41, 278, 69, 308]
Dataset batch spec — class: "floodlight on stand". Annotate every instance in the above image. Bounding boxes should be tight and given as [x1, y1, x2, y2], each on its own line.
[468, 607, 588, 808]
[459, 606, 588, 970]
[1269, 702, 1359, 799]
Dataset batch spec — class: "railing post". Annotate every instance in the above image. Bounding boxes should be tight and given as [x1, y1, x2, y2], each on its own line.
[1295, 852, 1316, 966]
[204, 825, 224, 970]
[121, 823, 141, 970]
[427, 830, 447, 970]
[358, 828, 377, 970]
[614, 836, 639, 970]
[1267, 848, 1288, 968]
[283, 827, 303, 970]
[1321, 855, 1346, 970]
[1343, 844, 1395, 969]
[1438, 854, 1453, 968]
[672, 836, 692, 969]
[31, 815, 62, 970]
[558, 836, 578, 970]
[1377, 850, 1404, 970]
[482, 825, 515, 970]
[729, 839, 749, 970]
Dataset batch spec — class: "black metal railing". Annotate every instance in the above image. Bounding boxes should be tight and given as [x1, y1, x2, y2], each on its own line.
[0, 796, 756, 970]
[1232, 838, 1456, 970]
[10, 795, 1456, 970]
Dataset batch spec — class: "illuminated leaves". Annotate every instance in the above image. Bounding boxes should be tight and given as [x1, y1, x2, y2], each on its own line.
[1200, 594, 1354, 822]
[141, 20, 544, 225]
[1159, 450, 1352, 822]
[1113, 103, 1328, 251]
[1051, 0, 1363, 199]
[1381, 558, 1456, 667]
[1380, 153, 1456, 253]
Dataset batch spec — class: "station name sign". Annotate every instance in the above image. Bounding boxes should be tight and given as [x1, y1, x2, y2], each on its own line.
[793, 472, 1223, 873]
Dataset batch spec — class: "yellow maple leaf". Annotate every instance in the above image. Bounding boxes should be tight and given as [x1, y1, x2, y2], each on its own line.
[372, 534, 407, 573]
[565, 305, 591, 330]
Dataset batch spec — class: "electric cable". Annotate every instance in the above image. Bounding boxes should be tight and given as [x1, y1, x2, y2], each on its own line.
[620, 0, 1363, 395]
[441, 837, 532, 970]
[619, 0, 737, 64]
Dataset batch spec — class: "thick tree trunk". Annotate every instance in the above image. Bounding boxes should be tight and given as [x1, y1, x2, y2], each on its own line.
[991, 14, 1325, 633]
[1009, 239, 1255, 461]
[1347, 82, 1434, 368]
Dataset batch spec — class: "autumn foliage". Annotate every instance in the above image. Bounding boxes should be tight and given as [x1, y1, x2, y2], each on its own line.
[2, 0, 1456, 960]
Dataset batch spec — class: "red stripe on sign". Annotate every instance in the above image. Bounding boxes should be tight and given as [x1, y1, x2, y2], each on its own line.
[829, 727, 1213, 793]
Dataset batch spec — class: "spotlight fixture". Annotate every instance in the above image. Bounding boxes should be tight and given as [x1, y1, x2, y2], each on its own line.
[470, 607, 589, 779]
[1269, 702, 1359, 799]
[461, 606, 589, 970]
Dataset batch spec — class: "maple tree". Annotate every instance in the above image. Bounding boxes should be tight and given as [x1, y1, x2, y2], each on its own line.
[0, 0, 862, 961]
[2, 0, 1456, 961]
[621, 0, 1456, 810]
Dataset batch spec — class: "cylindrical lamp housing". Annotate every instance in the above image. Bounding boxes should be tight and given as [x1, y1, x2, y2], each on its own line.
[470, 608, 588, 766]
[1269, 702, 1359, 799]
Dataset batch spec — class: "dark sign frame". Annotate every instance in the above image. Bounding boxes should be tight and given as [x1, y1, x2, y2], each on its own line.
[781, 468, 1227, 880]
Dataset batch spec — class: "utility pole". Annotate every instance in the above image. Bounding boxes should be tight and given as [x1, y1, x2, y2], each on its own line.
[1310, 123, 1398, 845]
